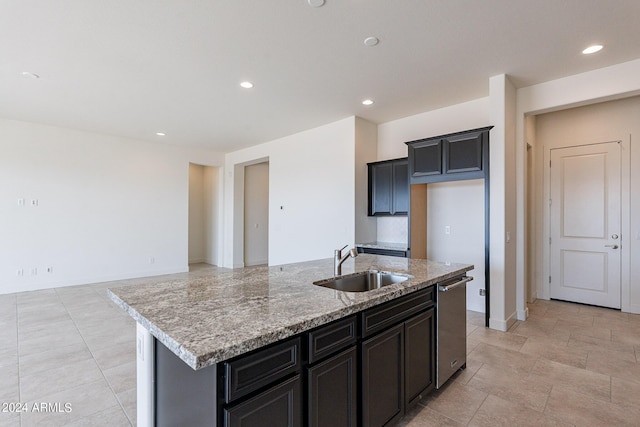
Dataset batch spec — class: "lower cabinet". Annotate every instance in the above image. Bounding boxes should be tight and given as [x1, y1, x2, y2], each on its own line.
[362, 307, 435, 427]
[223, 375, 302, 427]
[362, 324, 405, 427]
[307, 346, 358, 427]
[156, 289, 436, 427]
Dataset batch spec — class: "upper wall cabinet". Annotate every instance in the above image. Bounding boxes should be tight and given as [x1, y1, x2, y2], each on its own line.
[368, 158, 409, 216]
[406, 127, 492, 184]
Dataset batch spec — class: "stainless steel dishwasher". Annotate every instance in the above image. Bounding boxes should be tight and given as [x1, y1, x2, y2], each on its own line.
[436, 275, 473, 388]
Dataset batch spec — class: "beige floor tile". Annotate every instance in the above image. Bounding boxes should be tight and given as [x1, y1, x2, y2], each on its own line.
[0, 347, 18, 369]
[468, 342, 538, 375]
[529, 358, 611, 402]
[423, 380, 488, 424]
[467, 336, 481, 355]
[512, 316, 570, 342]
[567, 324, 612, 341]
[18, 318, 78, 341]
[611, 376, 640, 409]
[467, 310, 486, 327]
[0, 364, 19, 403]
[451, 359, 482, 385]
[467, 363, 552, 412]
[83, 328, 135, 353]
[568, 333, 636, 358]
[20, 358, 105, 402]
[18, 327, 85, 357]
[612, 328, 640, 346]
[519, 335, 588, 369]
[398, 404, 463, 427]
[62, 404, 132, 427]
[467, 327, 528, 351]
[19, 342, 93, 377]
[19, 379, 119, 427]
[527, 301, 550, 317]
[103, 361, 136, 395]
[92, 342, 136, 371]
[467, 322, 480, 336]
[586, 350, 640, 383]
[116, 387, 137, 426]
[545, 385, 640, 426]
[17, 309, 72, 330]
[0, 413, 20, 427]
[469, 394, 571, 427]
[593, 315, 637, 331]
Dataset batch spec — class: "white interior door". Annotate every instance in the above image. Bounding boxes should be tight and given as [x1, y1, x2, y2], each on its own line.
[549, 142, 621, 308]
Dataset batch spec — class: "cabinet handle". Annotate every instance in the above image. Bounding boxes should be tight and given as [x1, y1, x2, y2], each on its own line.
[438, 276, 473, 292]
[604, 244, 619, 249]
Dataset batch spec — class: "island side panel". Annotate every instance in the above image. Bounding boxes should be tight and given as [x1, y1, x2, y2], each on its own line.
[155, 338, 217, 427]
[136, 323, 154, 427]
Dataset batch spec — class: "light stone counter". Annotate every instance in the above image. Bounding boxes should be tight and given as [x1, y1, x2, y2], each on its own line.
[108, 254, 472, 370]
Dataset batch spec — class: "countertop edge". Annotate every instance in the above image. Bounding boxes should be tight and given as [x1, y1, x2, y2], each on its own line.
[108, 265, 472, 370]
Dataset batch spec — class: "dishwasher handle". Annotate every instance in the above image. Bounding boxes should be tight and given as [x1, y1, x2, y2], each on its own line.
[438, 276, 473, 292]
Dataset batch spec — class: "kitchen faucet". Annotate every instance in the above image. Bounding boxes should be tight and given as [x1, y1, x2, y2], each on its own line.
[334, 244, 358, 276]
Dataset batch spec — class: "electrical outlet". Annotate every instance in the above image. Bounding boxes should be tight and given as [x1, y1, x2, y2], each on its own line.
[17, 198, 25, 207]
[30, 267, 37, 276]
[16, 269, 24, 277]
[30, 199, 38, 207]
[148, 257, 155, 265]
[46, 266, 53, 274]
[479, 289, 486, 296]
[445, 225, 451, 235]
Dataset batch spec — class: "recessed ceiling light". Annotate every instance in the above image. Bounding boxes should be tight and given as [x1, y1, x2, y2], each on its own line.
[582, 45, 603, 54]
[362, 99, 374, 106]
[21, 71, 40, 79]
[308, 0, 325, 7]
[240, 81, 254, 89]
[364, 37, 379, 47]
[156, 132, 166, 136]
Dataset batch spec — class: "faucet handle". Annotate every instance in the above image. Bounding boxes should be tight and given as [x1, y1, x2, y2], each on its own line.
[338, 244, 348, 252]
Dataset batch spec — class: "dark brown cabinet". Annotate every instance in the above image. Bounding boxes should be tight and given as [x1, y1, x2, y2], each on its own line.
[307, 347, 358, 427]
[368, 158, 409, 216]
[224, 375, 302, 427]
[361, 288, 436, 427]
[406, 127, 490, 184]
[362, 324, 405, 427]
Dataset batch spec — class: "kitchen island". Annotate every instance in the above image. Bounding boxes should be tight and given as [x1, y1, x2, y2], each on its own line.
[108, 254, 472, 427]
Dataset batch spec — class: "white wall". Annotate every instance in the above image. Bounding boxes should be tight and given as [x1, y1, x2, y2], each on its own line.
[203, 166, 222, 266]
[376, 98, 490, 312]
[188, 163, 206, 263]
[354, 117, 378, 244]
[223, 117, 357, 267]
[535, 96, 640, 313]
[0, 118, 224, 294]
[516, 58, 640, 315]
[243, 162, 269, 266]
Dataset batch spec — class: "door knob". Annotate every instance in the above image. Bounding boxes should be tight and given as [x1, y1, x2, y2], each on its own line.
[611, 234, 619, 240]
[604, 244, 619, 249]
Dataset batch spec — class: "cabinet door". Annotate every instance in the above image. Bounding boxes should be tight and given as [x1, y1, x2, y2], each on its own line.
[443, 131, 483, 174]
[404, 308, 435, 408]
[408, 139, 442, 178]
[224, 375, 302, 427]
[307, 347, 358, 427]
[369, 162, 393, 216]
[361, 324, 404, 427]
[392, 160, 409, 215]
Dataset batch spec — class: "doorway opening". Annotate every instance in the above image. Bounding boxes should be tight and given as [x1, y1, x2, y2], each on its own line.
[188, 163, 221, 270]
[243, 162, 269, 266]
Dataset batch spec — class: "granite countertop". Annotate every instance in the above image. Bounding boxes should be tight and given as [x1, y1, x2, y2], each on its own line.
[356, 241, 409, 251]
[108, 254, 472, 370]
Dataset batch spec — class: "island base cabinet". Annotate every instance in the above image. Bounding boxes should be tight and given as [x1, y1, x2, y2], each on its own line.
[405, 309, 435, 408]
[362, 324, 405, 427]
[307, 347, 358, 427]
[223, 375, 302, 427]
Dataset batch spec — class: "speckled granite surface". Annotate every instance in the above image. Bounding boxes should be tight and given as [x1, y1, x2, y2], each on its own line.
[108, 254, 472, 370]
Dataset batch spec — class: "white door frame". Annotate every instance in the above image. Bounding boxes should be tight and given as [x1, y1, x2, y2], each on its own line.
[541, 136, 633, 312]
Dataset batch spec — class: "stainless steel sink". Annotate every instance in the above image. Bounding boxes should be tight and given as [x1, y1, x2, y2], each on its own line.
[313, 270, 410, 292]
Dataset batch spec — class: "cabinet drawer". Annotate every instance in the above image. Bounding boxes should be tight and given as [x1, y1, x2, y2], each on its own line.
[361, 288, 434, 338]
[224, 337, 301, 403]
[224, 374, 302, 427]
[308, 315, 357, 364]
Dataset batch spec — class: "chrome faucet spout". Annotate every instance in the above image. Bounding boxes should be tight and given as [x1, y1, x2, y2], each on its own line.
[334, 245, 358, 276]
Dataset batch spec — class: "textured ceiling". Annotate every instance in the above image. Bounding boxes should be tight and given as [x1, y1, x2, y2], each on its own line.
[2, 0, 639, 151]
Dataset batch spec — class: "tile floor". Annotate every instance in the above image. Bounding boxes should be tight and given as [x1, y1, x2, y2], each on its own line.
[1, 266, 639, 426]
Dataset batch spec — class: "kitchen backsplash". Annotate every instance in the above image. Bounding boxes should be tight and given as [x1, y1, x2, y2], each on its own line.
[376, 217, 408, 244]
